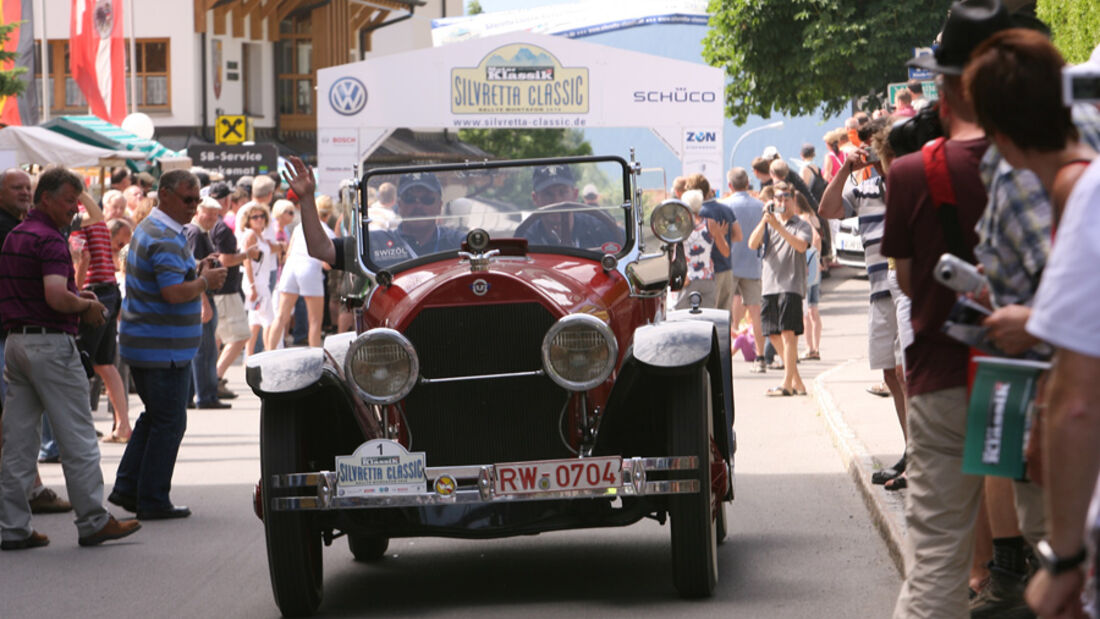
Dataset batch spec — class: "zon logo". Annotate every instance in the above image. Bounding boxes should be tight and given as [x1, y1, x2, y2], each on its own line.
[686, 131, 717, 143]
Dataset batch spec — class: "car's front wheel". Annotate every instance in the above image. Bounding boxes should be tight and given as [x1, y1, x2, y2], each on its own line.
[348, 533, 389, 562]
[667, 366, 718, 598]
[261, 401, 324, 617]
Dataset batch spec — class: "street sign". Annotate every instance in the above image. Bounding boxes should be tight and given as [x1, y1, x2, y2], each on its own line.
[909, 47, 934, 80]
[216, 114, 252, 145]
[888, 80, 938, 107]
[186, 144, 278, 184]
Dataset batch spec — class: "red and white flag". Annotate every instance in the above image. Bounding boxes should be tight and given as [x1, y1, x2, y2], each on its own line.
[70, 0, 126, 125]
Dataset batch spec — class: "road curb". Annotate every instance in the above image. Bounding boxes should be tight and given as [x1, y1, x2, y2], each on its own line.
[813, 360, 908, 576]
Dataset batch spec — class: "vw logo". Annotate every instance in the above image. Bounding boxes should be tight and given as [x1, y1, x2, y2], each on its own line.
[329, 77, 367, 116]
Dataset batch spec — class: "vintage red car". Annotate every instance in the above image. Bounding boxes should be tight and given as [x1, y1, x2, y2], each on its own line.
[246, 155, 736, 617]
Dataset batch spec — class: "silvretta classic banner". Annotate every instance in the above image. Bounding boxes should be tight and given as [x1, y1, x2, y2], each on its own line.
[451, 44, 588, 115]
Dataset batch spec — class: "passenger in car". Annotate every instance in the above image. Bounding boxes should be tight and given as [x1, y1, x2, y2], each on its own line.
[520, 164, 623, 250]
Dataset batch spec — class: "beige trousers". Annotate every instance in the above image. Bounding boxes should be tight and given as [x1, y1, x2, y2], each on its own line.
[893, 386, 984, 619]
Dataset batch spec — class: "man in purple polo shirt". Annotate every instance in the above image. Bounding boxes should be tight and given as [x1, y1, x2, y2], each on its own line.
[0, 167, 141, 549]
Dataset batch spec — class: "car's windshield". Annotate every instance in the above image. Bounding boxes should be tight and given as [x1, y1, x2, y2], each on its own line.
[360, 157, 631, 272]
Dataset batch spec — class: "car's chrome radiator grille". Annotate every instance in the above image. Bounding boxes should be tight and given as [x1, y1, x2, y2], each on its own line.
[402, 303, 571, 467]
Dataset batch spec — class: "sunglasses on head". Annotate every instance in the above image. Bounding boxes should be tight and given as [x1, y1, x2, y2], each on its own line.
[401, 193, 437, 206]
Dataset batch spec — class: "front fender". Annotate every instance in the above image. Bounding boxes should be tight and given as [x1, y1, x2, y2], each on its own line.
[632, 319, 715, 371]
[245, 347, 327, 395]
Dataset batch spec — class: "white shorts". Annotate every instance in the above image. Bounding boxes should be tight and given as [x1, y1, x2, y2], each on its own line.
[214, 293, 252, 344]
[276, 260, 325, 298]
[888, 270, 914, 373]
[868, 294, 899, 371]
[244, 283, 274, 328]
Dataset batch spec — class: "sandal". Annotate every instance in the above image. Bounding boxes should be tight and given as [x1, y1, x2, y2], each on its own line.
[766, 361, 785, 370]
[102, 434, 130, 444]
[884, 473, 908, 491]
[866, 382, 891, 397]
[765, 386, 793, 397]
[793, 389, 808, 396]
[799, 351, 820, 361]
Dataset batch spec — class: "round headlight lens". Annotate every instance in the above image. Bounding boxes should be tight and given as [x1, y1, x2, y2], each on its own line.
[345, 329, 419, 404]
[541, 314, 618, 391]
[651, 199, 694, 243]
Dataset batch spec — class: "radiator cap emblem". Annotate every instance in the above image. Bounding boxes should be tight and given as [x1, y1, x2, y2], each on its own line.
[471, 278, 489, 296]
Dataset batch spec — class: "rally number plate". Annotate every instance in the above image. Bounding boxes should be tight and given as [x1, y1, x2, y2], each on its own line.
[335, 439, 427, 497]
[494, 456, 622, 495]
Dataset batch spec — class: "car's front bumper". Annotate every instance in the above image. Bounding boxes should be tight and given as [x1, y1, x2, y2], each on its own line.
[269, 455, 699, 511]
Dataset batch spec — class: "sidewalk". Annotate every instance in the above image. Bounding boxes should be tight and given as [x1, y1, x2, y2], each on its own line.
[808, 268, 910, 574]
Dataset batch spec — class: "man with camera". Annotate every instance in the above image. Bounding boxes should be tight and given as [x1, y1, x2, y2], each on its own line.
[880, 1, 1017, 617]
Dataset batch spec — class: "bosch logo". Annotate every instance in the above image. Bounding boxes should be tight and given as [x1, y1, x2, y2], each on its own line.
[329, 77, 367, 115]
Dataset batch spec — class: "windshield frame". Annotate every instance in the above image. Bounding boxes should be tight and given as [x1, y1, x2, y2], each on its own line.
[356, 155, 634, 275]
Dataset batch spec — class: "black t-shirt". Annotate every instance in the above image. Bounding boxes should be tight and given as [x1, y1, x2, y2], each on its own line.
[183, 223, 220, 293]
[209, 219, 242, 294]
[0, 208, 19, 250]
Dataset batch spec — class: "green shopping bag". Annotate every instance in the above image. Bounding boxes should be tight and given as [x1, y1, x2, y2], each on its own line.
[962, 357, 1050, 479]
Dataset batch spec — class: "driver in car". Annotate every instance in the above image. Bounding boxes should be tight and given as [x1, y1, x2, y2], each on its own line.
[368, 172, 466, 268]
[520, 164, 623, 250]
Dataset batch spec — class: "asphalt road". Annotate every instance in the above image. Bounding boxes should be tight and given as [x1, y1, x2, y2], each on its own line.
[0, 267, 900, 618]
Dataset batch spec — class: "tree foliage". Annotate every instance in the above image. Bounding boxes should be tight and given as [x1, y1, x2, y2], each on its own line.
[1037, 0, 1100, 63]
[702, 0, 952, 124]
[457, 128, 592, 160]
[467, 0, 483, 16]
[0, 22, 27, 99]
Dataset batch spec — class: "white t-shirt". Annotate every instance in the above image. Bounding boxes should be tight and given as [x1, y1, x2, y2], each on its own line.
[1026, 157, 1100, 618]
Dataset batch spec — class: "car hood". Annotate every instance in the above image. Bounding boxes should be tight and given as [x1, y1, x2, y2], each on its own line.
[364, 254, 630, 331]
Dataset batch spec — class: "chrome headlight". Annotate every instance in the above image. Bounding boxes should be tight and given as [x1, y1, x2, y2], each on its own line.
[650, 199, 693, 243]
[345, 328, 419, 404]
[541, 314, 618, 391]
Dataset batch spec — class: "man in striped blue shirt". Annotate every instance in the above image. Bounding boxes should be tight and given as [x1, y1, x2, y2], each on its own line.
[109, 170, 226, 521]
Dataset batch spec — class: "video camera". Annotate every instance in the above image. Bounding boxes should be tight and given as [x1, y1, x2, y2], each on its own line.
[888, 103, 944, 158]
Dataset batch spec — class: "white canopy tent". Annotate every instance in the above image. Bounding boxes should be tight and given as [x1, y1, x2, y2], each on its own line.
[0, 126, 144, 169]
[315, 32, 724, 197]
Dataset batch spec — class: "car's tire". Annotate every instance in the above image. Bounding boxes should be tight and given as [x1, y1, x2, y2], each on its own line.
[348, 533, 389, 562]
[667, 366, 718, 598]
[261, 401, 323, 617]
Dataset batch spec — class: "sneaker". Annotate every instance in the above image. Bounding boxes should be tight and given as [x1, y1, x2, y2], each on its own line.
[969, 565, 1033, 619]
[29, 487, 72, 514]
[78, 516, 141, 547]
[0, 530, 49, 550]
[749, 358, 766, 374]
[216, 378, 238, 400]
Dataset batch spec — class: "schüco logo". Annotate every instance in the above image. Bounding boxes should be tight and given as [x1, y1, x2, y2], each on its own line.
[329, 77, 367, 116]
[686, 131, 717, 143]
[633, 88, 717, 104]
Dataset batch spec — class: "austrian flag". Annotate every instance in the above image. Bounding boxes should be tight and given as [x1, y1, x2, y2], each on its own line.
[70, 0, 126, 125]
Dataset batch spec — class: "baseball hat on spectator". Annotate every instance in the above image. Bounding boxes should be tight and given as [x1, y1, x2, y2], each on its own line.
[208, 182, 231, 200]
[762, 145, 780, 160]
[582, 184, 599, 199]
[235, 175, 254, 197]
[907, 0, 1011, 75]
[198, 196, 222, 210]
[532, 164, 575, 193]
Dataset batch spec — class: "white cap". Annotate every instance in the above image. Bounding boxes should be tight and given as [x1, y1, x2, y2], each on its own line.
[762, 145, 780, 160]
[198, 196, 222, 210]
[581, 183, 599, 198]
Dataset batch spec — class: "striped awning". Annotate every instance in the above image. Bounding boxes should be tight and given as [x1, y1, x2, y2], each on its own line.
[39, 115, 181, 170]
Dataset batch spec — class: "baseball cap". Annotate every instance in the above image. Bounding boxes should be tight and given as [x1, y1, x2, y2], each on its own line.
[198, 196, 222, 210]
[208, 181, 231, 200]
[762, 145, 780, 160]
[581, 183, 599, 199]
[397, 172, 442, 197]
[532, 164, 575, 194]
[907, 0, 1012, 75]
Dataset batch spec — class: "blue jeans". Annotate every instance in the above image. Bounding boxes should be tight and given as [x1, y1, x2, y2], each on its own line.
[191, 296, 219, 405]
[113, 363, 191, 511]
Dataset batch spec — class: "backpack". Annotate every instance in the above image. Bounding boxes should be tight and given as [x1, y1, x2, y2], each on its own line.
[806, 164, 827, 202]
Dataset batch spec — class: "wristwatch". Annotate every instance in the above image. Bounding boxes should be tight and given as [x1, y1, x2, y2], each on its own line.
[1036, 539, 1088, 575]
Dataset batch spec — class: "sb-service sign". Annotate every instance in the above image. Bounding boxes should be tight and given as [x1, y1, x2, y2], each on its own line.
[186, 144, 278, 184]
[451, 43, 588, 115]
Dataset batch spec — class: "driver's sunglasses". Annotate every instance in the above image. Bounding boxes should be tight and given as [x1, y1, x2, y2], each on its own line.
[401, 193, 437, 206]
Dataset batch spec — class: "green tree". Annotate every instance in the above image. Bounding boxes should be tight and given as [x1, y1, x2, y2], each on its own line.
[467, 0, 483, 16]
[1037, 0, 1100, 63]
[702, 0, 951, 123]
[0, 21, 28, 99]
[457, 128, 592, 160]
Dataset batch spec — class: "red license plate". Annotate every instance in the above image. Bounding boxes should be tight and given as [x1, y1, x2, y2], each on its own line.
[494, 457, 622, 495]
